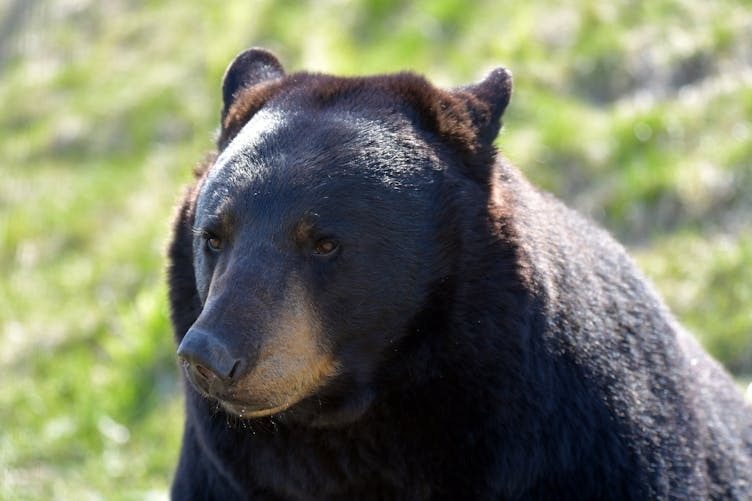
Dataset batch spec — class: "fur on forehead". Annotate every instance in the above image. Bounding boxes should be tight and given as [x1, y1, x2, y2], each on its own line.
[218, 72, 506, 165]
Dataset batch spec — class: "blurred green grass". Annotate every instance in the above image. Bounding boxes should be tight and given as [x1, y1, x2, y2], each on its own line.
[1, 0, 750, 497]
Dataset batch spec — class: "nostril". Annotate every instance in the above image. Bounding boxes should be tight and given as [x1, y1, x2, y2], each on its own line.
[194, 363, 213, 381]
[227, 360, 241, 380]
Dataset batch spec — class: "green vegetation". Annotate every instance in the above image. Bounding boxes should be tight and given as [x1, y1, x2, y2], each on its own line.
[1, 0, 750, 497]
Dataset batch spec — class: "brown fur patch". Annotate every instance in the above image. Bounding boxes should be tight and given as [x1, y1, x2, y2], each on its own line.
[193, 151, 218, 179]
[219, 80, 287, 149]
[231, 275, 340, 408]
[217, 72, 489, 157]
[381, 73, 482, 154]
[488, 163, 536, 291]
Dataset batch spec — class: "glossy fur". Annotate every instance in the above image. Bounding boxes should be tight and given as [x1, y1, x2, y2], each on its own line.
[168, 49, 752, 500]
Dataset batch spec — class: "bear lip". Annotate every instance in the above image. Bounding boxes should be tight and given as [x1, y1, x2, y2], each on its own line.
[219, 398, 294, 419]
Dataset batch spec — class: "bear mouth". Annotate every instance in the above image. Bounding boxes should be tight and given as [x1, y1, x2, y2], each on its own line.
[219, 398, 295, 419]
[183, 368, 300, 419]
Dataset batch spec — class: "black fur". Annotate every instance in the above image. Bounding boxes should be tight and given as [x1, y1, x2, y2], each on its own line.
[167, 49, 752, 500]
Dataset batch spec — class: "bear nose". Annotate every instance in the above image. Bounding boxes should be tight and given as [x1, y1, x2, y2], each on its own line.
[177, 327, 242, 382]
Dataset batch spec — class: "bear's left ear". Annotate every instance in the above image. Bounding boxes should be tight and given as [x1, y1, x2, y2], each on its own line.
[221, 48, 285, 119]
[457, 67, 513, 145]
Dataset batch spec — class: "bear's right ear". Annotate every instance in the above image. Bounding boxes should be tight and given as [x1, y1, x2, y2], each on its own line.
[458, 67, 513, 146]
[221, 48, 285, 119]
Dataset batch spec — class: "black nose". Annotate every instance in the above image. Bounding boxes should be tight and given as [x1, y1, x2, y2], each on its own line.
[177, 327, 242, 383]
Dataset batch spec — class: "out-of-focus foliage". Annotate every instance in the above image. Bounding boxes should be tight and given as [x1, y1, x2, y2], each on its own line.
[1, 0, 750, 497]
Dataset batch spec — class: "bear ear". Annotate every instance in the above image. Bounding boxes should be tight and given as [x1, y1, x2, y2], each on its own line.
[458, 67, 513, 145]
[221, 48, 285, 117]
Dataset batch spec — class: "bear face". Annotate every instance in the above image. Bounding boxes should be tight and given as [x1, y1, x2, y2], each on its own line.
[176, 49, 512, 426]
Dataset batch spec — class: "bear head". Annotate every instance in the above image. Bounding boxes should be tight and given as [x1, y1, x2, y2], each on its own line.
[174, 48, 512, 427]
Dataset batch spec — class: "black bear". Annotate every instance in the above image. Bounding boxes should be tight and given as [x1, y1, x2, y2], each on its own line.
[167, 48, 752, 499]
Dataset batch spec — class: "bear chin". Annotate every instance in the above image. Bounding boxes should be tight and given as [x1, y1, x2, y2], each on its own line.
[206, 377, 378, 427]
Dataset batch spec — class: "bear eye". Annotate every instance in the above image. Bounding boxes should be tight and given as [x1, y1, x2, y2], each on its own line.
[313, 238, 339, 256]
[205, 235, 223, 252]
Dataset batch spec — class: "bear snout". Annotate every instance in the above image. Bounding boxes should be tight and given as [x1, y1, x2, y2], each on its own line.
[177, 326, 244, 394]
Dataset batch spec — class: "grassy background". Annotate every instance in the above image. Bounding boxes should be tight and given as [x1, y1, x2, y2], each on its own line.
[1, 0, 751, 498]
